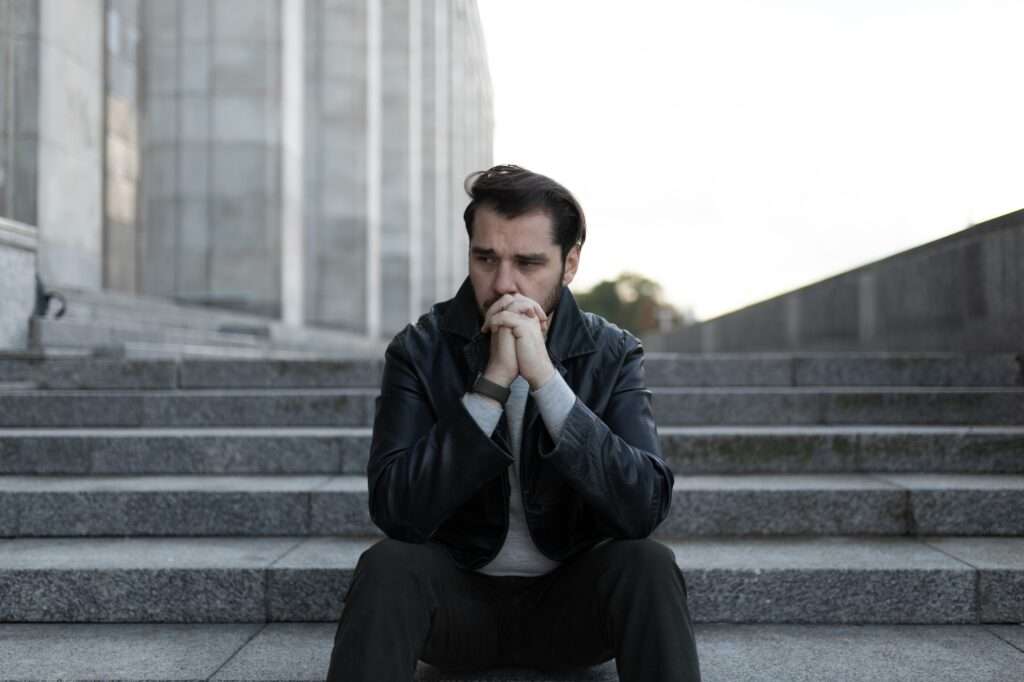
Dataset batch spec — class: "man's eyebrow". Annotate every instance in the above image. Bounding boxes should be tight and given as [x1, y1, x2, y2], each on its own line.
[471, 247, 549, 261]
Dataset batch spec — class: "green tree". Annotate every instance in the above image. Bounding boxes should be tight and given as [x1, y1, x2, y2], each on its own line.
[574, 272, 692, 335]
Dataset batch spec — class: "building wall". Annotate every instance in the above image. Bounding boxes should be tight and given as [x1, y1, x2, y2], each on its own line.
[302, 0, 492, 337]
[444, 0, 492, 299]
[0, 0, 493, 343]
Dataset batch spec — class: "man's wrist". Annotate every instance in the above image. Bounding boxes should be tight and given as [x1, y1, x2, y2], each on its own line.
[482, 369, 514, 387]
[527, 364, 556, 391]
[474, 372, 512, 405]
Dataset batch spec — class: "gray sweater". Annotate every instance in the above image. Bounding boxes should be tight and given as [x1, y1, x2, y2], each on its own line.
[460, 370, 576, 576]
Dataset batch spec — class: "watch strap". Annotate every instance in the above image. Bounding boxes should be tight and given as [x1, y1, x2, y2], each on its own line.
[472, 373, 511, 404]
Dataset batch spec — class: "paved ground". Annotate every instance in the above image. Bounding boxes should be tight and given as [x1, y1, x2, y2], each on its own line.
[1, 623, 1022, 681]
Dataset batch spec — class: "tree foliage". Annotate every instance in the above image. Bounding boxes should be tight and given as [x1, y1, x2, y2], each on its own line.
[573, 272, 692, 335]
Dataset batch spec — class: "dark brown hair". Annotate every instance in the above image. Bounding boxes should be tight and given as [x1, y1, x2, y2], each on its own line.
[463, 164, 586, 262]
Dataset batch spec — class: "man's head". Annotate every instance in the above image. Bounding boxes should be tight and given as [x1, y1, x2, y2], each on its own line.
[463, 165, 586, 321]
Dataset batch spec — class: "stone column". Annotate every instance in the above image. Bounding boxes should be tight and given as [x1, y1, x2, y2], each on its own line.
[104, 0, 142, 294]
[281, 0, 305, 327]
[858, 271, 878, 346]
[407, 0, 423, 321]
[378, 0, 417, 336]
[140, 0, 284, 317]
[447, 0, 467, 296]
[366, 0, 382, 338]
[302, 0, 374, 335]
[0, 217, 37, 350]
[428, 0, 451, 307]
[138, 0, 182, 299]
[36, 0, 105, 289]
[0, 1, 40, 350]
[0, 0, 41, 228]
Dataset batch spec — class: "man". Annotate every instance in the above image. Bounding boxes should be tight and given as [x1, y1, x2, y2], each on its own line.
[325, 165, 701, 681]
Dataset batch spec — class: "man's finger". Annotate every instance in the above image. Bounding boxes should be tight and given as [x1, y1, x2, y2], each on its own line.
[527, 300, 547, 322]
[503, 296, 547, 322]
[484, 294, 515, 320]
[482, 295, 515, 329]
[484, 310, 524, 333]
[482, 294, 546, 329]
[483, 309, 542, 335]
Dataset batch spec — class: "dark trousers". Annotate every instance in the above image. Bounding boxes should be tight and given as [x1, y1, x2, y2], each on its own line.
[325, 536, 701, 681]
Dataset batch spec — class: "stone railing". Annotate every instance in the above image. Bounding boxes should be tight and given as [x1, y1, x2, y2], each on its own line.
[645, 208, 1024, 353]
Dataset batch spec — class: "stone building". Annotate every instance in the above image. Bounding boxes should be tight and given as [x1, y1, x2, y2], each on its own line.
[0, 0, 493, 353]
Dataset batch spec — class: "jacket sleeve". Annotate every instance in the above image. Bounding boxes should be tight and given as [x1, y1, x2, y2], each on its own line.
[538, 330, 674, 539]
[366, 332, 514, 543]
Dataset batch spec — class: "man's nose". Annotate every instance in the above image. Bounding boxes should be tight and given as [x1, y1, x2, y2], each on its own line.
[494, 261, 517, 294]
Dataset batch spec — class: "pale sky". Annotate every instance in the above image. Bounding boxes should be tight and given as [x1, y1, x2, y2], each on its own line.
[476, 0, 1024, 321]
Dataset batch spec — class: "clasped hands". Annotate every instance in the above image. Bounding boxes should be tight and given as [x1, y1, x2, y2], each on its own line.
[480, 293, 555, 391]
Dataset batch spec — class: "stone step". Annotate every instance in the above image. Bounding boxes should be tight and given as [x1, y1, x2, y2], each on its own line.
[2, 474, 1022, 537]
[0, 623, 1022, 682]
[0, 427, 371, 475]
[658, 425, 1024, 474]
[642, 352, 1024, 387]
[175, 358, 383, 388]
[37, 285, 384, 354]
[31, 317, 272, 352]
[650, 386, 1024, 425]
[0, 388, 372, 427]
[0, 356, 384, 389]
[2, 426, 1022, 476]
[1, 386, 1021, 426]
[30, 289, 384, 358]
[0, 356, 180, 389]
[30, 319, 384, 361]
[1, 353, 1019, 390]
[42, 284, 290, 329]
[112, 341, 346, 361]
[0, 536, 1020, 624]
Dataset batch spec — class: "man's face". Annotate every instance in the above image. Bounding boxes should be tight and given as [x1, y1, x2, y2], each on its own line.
[468, 204, 580, 325]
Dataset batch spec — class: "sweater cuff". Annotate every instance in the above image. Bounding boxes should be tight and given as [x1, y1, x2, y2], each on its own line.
[461, 392, 502, 436]
[530, 370, 575, 441]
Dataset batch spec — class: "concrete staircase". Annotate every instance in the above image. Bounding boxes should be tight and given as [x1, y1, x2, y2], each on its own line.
[28, 285, 386, 359]
[0, 351, 1022, 680]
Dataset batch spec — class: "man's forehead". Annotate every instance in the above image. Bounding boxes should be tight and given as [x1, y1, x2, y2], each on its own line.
[471, 209, 560, 255]
[471, 245, 551, 260]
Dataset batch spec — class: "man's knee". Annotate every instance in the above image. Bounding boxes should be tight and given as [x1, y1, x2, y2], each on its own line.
[601, 537, 675, 566]
[360, 537, 425, 569]
[347, 538, 449, 598]
[599, 538, 686, 592]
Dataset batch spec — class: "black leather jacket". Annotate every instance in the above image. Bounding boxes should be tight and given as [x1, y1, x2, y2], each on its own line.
[367, 276, 675, 570]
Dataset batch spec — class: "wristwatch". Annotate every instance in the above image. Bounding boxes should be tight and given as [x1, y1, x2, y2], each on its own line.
[472, 372, 511, 405]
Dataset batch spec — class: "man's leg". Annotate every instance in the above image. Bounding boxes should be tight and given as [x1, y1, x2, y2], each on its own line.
[512, 538, 701, 682]
[325, 537, 519, 681]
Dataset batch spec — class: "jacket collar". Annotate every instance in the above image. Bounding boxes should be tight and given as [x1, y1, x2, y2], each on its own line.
[440, 276, 597, 366]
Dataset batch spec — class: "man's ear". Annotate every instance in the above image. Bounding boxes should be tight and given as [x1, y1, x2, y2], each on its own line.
[562, 244, 580, 286]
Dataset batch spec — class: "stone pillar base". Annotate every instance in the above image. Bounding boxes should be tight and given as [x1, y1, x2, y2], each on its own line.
[0, 219, 40, 351]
